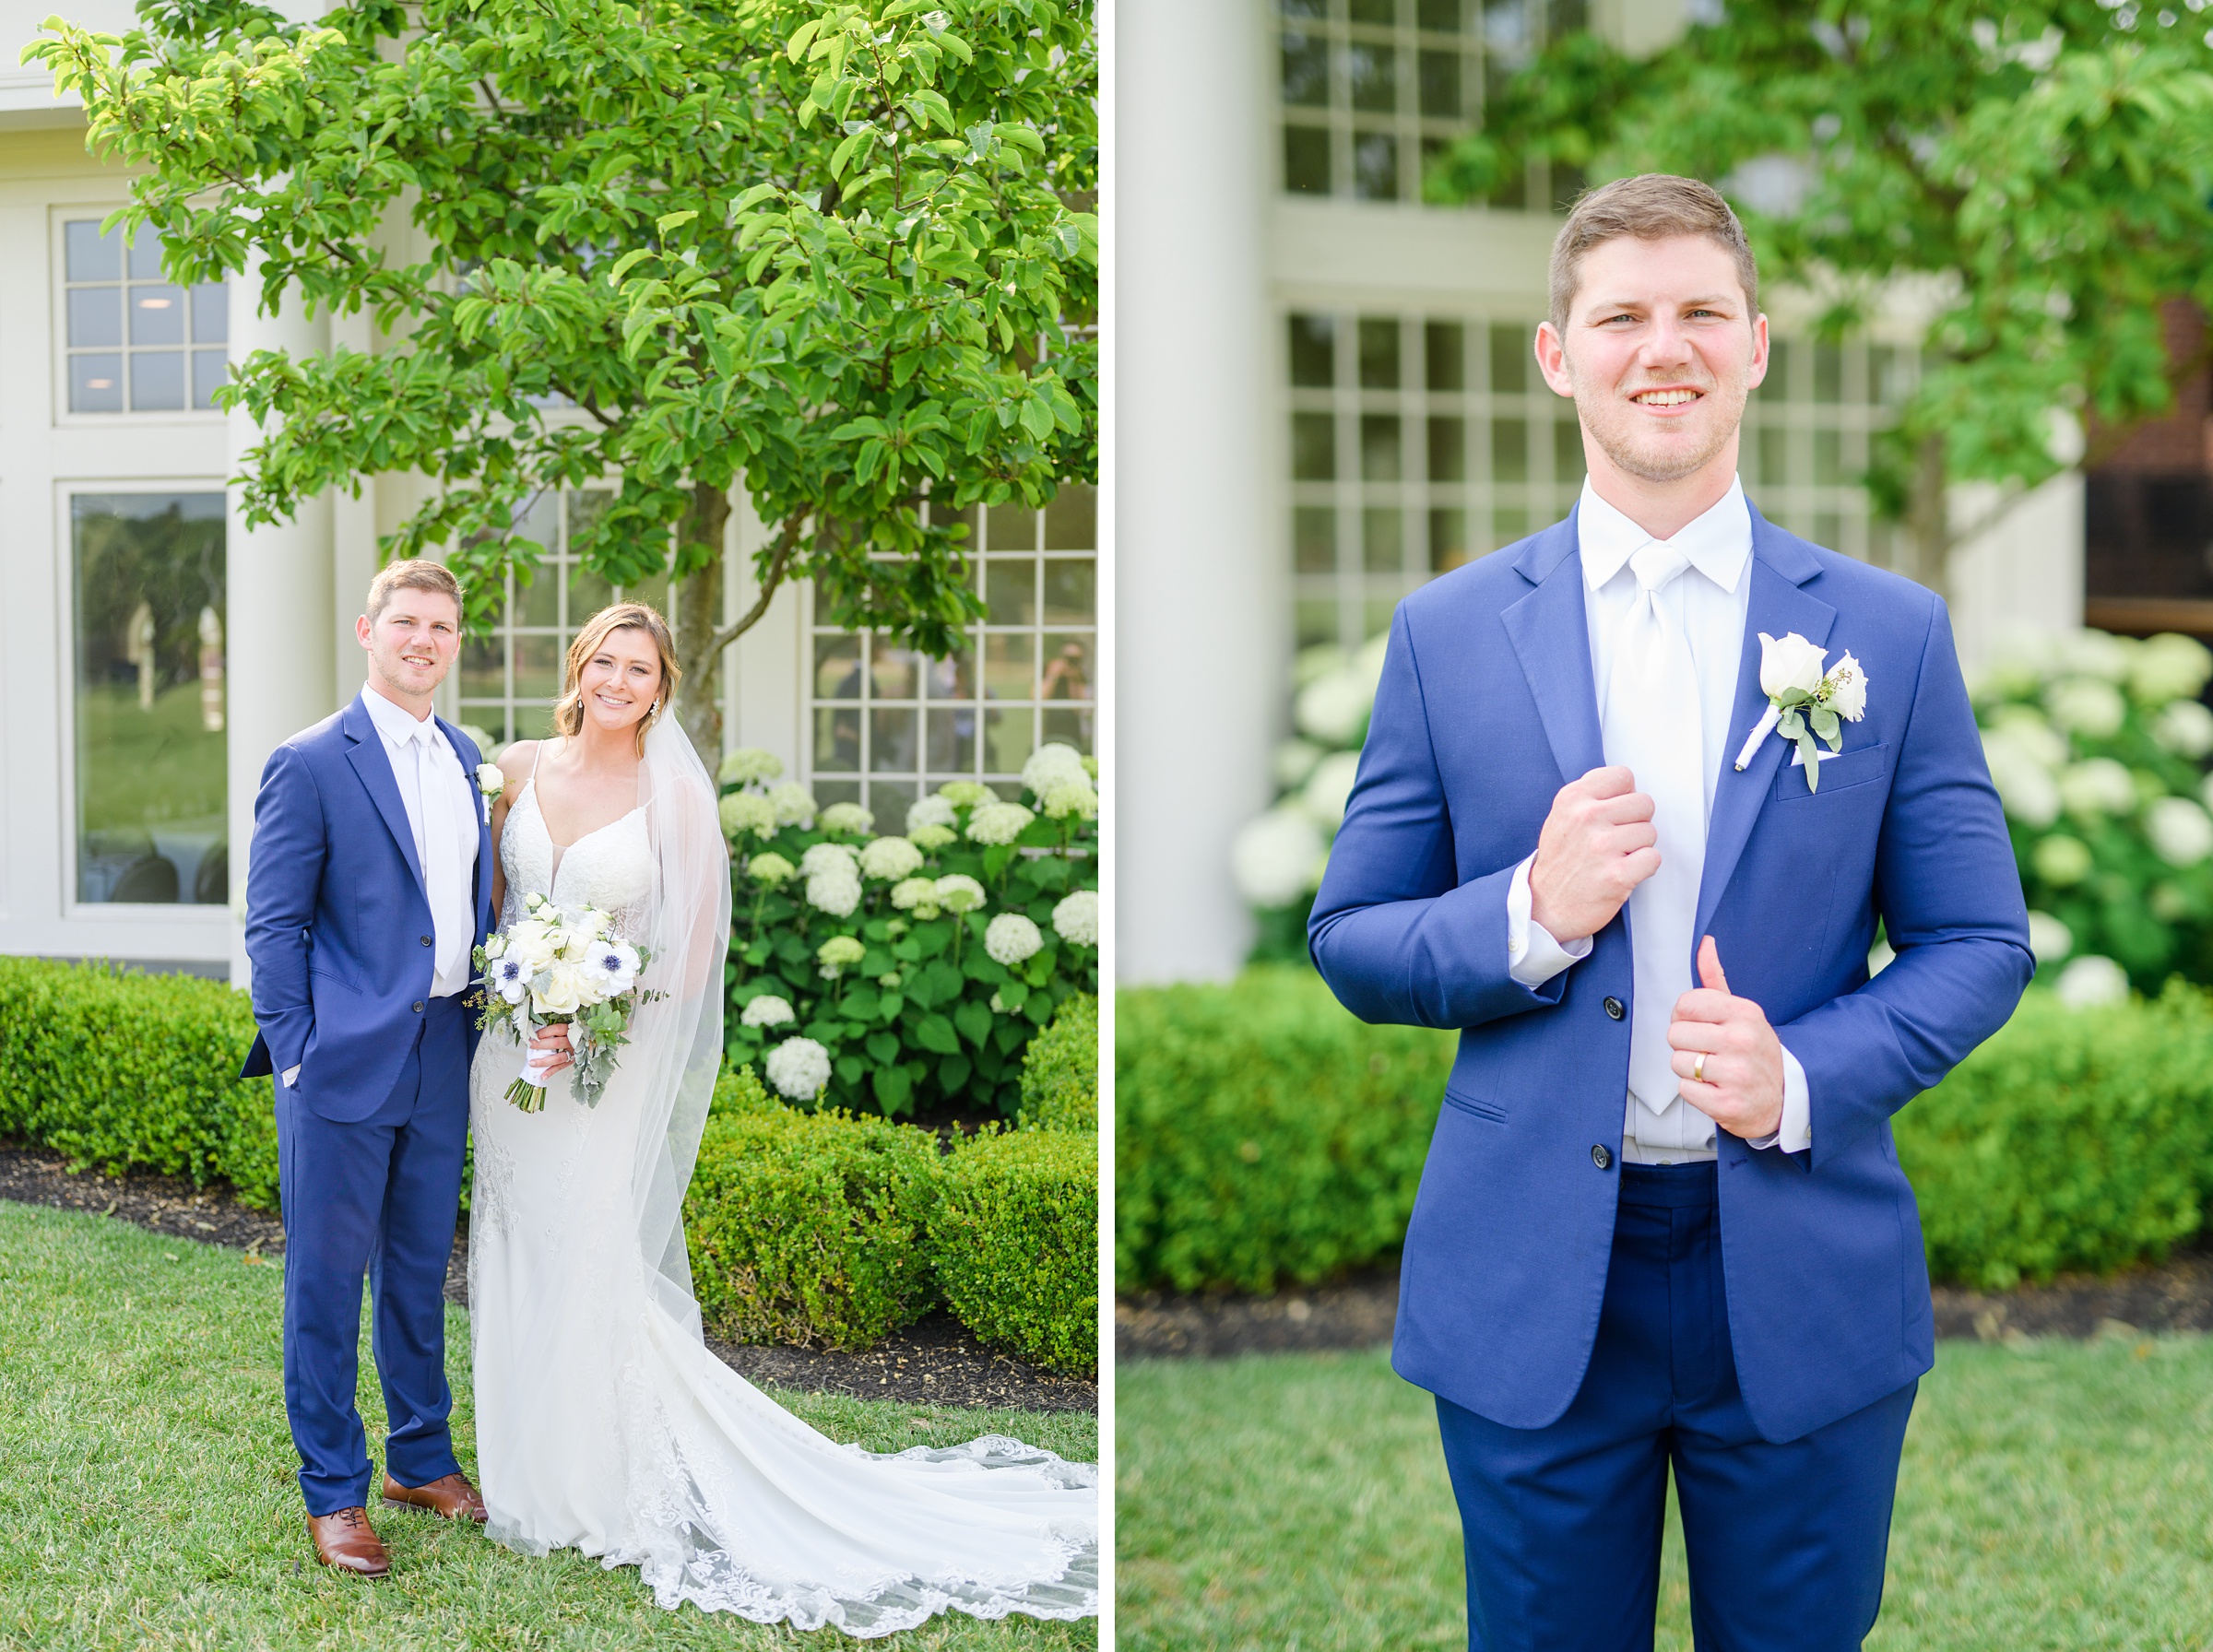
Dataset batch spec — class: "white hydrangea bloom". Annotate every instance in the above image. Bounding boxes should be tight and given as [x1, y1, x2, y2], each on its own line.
[806, 867, 861, 916]
[966, 801, 1035, 844]
[984, 913, 1044, 967]
[2032, 833, 2093, 886]
[858, 836, 925, 881]
[1232, 808, 1328, 906]
[890, 876, 941, 916]
[2129, 632, 2213, 703]
[2024, 911, 2073, 966]
[740, 995, 795, 1028]
[2147, 796, 2213, 867]
[2152, 699, 2213, 760]
[2046, 677, 2126, 739]
[1273, 738, 1325, 790]
[717, 748, 785, 786]
[1021, 741, 1089, 796]
[719, 792, 778, 839]
[767, 782, 816, 826]
[906, 795, 958, 832]
[1039, 779, 1099, 820]
[817, 934, 868, 978]
[1985, 705, 2068, 769]
[819, 801, 875, 835]
[1982, 740, 2061, 828]
[747, 852, 796, 886]
[940, 780, 995, 808]
[799, 842, 861, 877]
[908, 823, 958, 851]
[2054, 954, 2129, 1009]
[2056, 758, 2136, 818]
[765, 1036, 833, 1101]
[2058, 630, 2135, 683]
[1300, 751, 1363, 831]
[934, 874, 986, 914]
[1294, 667, 1374, 746]
[1052, 889, 1099, 947]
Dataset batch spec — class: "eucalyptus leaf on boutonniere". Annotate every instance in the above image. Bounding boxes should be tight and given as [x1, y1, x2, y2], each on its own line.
[1734, 632, 1871, 792]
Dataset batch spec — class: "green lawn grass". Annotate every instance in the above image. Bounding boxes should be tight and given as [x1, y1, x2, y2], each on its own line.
[0, 1199, 1096, 1651]
[1118, 1337, 2213, 1650]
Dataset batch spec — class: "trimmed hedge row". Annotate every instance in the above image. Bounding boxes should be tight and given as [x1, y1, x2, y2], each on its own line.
[1118, 966, 2213, 1298]
[1116, 966, 1455, 1294]
[0, 958, 1099, 1374]
[1018, 992, 1097, 1132]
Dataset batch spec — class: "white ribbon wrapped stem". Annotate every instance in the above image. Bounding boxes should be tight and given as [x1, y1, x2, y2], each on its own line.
[1733, 704, 1781, 773]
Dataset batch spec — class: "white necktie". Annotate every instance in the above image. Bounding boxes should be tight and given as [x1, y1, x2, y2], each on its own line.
[413, 728, 467, 986]
[1603, 542, 1708, 1146]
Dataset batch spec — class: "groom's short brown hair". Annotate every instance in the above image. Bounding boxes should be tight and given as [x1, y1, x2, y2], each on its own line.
[366, 559, 464, 623]
[1548, 174, 1759, 331]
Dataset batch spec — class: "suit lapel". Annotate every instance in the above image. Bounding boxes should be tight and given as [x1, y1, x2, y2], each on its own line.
[344, 697, 427, 893]
[1694, 511, 1835, 946]
[1502, 510, 1604, 787]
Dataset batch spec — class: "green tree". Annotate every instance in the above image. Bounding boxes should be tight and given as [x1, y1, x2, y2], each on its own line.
[1430, 4, 2213, 596]
[31, 0, 1097, 756]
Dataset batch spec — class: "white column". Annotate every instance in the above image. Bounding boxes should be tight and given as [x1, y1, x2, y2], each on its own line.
[1947, 472, 2086, 679]
[1115, 0, 1279, 983]
[227, 268, 337, 987]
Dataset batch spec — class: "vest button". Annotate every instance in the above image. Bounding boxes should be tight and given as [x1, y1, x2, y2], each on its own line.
[413, 1001, 425, 1013]
[1592, 1143, 1614, 1171]
[1603, 996, 1626, 1021]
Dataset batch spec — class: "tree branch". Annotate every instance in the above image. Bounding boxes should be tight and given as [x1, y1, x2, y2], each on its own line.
[707, 513, 804, 655]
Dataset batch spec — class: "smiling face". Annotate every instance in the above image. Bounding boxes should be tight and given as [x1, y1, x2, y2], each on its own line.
[574, 625, 665, 735]
[356, 586, 461, 713]
[1536, 232, 1768, 490]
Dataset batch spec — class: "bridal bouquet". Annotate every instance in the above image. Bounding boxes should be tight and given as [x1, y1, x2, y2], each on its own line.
[473, 892, 660, 1111]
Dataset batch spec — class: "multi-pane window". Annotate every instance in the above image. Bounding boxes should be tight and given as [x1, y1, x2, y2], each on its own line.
[808, 485, 1097, 814]
[454, 490, 674, 749]
[62, 220, 228, 414]
[1287, 309, 1907, 650]
[71, 492, 229, 905]
[1278, 0, 1588, 207]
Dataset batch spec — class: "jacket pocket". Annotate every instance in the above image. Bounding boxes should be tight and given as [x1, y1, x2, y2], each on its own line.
[1440, 1086, 1506, 1124]
[1773, 741, 1890, 801]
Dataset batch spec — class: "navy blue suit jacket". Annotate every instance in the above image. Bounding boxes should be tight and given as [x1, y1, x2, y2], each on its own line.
[240, 696, 496, 1123]
[1309, 503, 2032, 1443]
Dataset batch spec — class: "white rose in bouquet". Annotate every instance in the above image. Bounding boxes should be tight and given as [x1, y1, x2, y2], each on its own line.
[533, 962, 588, 1018]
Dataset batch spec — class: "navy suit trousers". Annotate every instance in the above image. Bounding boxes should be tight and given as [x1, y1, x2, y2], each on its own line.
[275, 992, 469, 1516]
[1436, 1162, 1916, 1652]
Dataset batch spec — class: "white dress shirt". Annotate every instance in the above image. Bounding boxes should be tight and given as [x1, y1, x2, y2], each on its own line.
[1505, 478, 1811, 1161]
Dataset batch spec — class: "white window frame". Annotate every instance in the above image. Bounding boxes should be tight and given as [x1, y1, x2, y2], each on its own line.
[50, 205, 231, 430]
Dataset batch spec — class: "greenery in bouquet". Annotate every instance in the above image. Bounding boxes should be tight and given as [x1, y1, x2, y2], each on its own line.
[475, 892, 657, 1112]
[1231, 633, 1388, 963]
[1976, 629, 2213, 997]
[716, 743, 1099, 1119]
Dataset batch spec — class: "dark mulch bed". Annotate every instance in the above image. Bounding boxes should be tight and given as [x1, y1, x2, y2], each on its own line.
[1118, 1250, 2213, 1362]
[0, 1146, 1094, 1414]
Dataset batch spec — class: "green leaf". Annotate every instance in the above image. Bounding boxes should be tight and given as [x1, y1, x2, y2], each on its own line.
[1798, 731, 1822, 789]
[655, 208, 698, 235]
[1811, 706, 1840, 744]
[915, 1012, 961, 1055]
[870, 1062, 912, 1114]
[953, 997, 992, 1048]
[865, 1031, 900, 1065]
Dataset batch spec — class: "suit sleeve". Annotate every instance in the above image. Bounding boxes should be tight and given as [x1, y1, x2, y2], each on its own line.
[242, 742, 325, 1074]
[1776, 595, 2034, 1167]
[1308, 607, 1572, 1030]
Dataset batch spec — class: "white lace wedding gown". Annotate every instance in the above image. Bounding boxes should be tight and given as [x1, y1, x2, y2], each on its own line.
[467, 768, 1097, 1635]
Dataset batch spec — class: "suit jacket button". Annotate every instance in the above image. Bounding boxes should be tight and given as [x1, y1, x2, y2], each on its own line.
[1603, 996, 1625, 1021]
[1592, 1143, 1614, 1171]
[413, 1001, 425, 1013]
[420, 936, 432, 946]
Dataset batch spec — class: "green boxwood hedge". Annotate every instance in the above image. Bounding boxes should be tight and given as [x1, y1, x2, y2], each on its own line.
[1116, 965, 1456, 1294]
[1018, 992, 1097, 1132]
[928, 1127, 1099, 1375]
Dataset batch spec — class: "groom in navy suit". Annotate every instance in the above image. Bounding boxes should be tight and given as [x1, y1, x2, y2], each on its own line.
[1311, 176, 2030, 1648]
[242, 560, 497, 1575]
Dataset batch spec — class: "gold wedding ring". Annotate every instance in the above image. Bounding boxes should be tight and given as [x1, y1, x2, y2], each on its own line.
[1691, 1052, 1708, 1084]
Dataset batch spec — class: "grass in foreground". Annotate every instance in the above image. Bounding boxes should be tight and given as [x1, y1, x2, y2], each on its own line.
[0, 1199, 1095, 1651]
[1118, 1336, 2213, 1650]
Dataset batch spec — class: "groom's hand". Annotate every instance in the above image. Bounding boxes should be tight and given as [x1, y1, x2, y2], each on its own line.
[1669, 938, 1783, 1139]
[530, 1022, 574, 1076]
[1528, 766, 1660, 943]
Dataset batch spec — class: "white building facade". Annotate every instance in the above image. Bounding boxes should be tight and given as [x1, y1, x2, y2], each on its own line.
[1116, 0, 2083, 984]
[0, 3, 1097, 978]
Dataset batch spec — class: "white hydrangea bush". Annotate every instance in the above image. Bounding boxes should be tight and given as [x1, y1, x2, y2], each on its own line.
[714, 742, 1099, 1119]
[1975, 626, 2213, 995]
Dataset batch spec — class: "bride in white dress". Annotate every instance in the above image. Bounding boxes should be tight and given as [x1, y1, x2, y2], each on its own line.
[467, 603, 1097, 1635]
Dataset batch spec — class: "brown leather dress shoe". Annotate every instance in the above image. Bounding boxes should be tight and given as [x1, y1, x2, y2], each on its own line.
[307, 1506, 390, 1577]
[381, 1469, 489, 1524]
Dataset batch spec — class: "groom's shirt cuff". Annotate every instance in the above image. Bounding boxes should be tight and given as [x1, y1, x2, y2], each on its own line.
[1746, 1043, 1811, 1154]
[281, 1065, 300, 1089]
[1506, 854, 1592, 987]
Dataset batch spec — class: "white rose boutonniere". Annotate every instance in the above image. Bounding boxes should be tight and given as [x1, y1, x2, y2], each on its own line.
[1733, 632, 1871, 792]
[475, 761, 504, 820]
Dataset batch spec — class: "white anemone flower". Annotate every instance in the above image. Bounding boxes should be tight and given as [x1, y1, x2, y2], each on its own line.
[906, 795, 958, 832]
[489, 953, 530, 1005]
[1051, 889, 1099, 947]
[765, 1036, 833, 1101]
[984, 913, 1045, 967]
[934, 874, 987, 914]
[858, 836, 926, 881]
[2054, 954, 2129, 1009]
[767, 782, 816, 826]
[583, 939, 640, 997]
[1232, 808, 1328, 906]
[967, 801, 1035, 844]
[740, 995, 796, 1028]
[2147, 796, 2213, 867]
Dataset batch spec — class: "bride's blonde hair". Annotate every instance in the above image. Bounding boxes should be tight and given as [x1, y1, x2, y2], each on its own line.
[554, 603, 682, 756]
